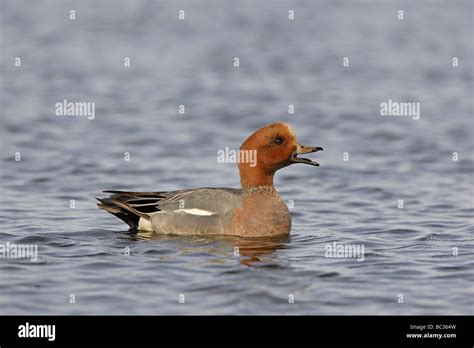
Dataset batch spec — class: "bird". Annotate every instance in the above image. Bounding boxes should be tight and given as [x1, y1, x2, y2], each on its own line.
[97, 122, 322, 237]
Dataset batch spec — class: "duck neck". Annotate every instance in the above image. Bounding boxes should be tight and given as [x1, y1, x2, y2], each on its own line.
[239, 166, 275, 190]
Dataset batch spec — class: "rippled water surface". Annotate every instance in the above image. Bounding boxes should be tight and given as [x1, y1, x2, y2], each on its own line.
[1, 0, 473, 314]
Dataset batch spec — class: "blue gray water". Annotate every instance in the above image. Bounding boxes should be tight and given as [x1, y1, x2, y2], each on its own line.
[1, 0, 473, 314]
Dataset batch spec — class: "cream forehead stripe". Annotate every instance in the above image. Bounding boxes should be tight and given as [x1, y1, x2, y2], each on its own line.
[282, 123, 296, 138]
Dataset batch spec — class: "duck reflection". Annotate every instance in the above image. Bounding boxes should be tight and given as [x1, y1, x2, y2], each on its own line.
[129, 229, 289, 266]
[224, 235, 290, 266]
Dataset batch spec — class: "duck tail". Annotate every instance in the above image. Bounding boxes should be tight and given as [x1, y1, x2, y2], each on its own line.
[96, 193, 151, 229]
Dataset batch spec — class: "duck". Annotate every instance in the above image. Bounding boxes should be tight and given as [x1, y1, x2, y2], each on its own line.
[97, 122, 323, 237]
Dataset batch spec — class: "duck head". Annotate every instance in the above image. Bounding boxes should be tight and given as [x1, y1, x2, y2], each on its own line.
[238, 122, 323, 188]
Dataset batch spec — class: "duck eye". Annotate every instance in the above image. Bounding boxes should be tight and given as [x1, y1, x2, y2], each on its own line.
[273, 136, 284, 145]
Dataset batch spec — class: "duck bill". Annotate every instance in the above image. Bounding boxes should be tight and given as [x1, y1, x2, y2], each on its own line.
[290, 145, 323, 166]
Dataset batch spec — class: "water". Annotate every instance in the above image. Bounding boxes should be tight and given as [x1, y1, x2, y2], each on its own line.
[0, 0, 473, 315]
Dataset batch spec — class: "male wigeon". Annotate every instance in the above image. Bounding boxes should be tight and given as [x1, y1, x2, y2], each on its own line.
[97, 122, 322, 237]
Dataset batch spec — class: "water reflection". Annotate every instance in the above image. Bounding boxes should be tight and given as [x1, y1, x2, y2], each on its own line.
[225, 235, 290, 266]
[130, 230, 289, 266]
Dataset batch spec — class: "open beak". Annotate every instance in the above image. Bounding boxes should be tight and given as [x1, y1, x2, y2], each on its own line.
[290, 144, 323, 166]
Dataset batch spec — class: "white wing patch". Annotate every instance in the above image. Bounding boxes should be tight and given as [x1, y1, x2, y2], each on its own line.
[174, 208, 215, 216]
